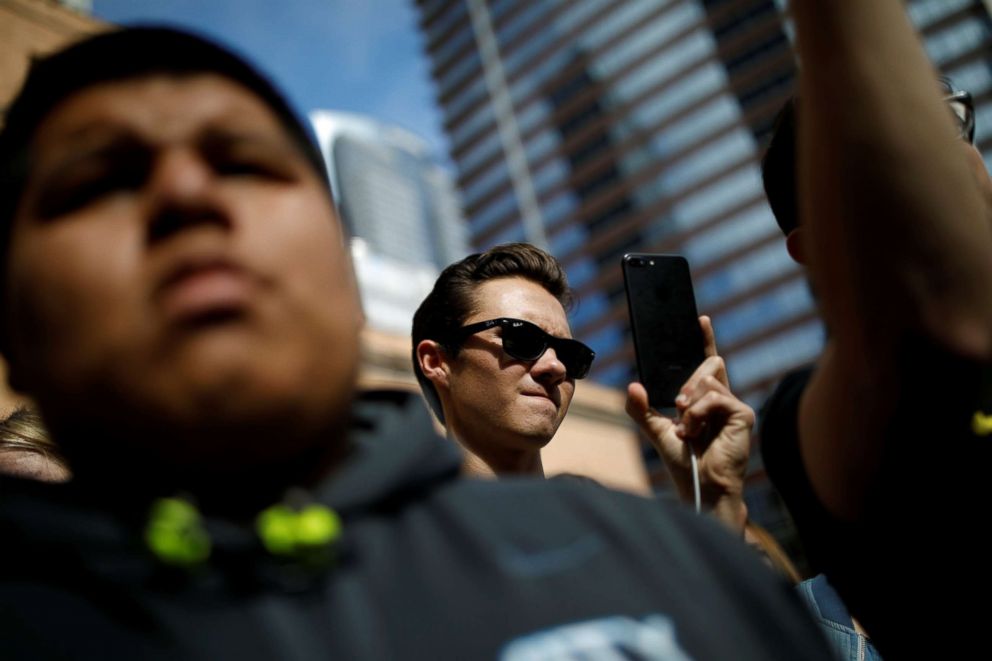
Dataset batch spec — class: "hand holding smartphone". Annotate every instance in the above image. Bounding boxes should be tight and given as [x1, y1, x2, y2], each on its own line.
[622, 254, 706, 412]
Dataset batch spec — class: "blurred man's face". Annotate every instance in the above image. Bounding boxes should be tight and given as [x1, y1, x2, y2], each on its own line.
[4, 74, 362, 464]
[443, 277, 575, 456]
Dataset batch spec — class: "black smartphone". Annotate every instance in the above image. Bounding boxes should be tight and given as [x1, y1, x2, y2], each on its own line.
[622, 253, 706, 411]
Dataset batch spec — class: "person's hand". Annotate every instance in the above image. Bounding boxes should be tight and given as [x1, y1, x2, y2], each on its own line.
[625, 316, 752, 533]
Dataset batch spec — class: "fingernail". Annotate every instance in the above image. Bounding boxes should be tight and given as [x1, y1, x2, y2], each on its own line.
[676, 394, 688, 405]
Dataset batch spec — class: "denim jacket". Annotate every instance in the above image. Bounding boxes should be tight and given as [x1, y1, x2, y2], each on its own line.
[797, 574, 883, 661]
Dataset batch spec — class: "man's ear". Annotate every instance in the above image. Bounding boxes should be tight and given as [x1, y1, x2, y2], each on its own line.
[785, 228, 806, 265]
[416, 340, 451, 390]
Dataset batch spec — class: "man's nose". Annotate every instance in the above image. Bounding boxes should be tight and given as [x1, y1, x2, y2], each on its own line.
[146, 147, 231, 242]
[532, 346, 567, 385]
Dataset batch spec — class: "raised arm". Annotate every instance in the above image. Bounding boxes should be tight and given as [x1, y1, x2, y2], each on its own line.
[792, 0, 992, 517]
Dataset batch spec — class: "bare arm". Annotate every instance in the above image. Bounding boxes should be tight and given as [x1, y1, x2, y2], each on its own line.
[792, 0, 992, 517]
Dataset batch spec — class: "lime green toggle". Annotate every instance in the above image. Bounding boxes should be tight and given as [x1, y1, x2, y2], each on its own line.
[145, 497, 211, 567]
[972, 411, 992, 436]
[256, 503, 342, 557]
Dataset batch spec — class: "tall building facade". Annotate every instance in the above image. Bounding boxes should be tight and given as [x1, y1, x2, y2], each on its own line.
[415, 0, 992, 412]
[310, 111, 470, 334]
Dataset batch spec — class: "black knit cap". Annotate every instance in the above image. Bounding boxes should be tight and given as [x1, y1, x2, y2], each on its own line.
[0, 26, 330, 355]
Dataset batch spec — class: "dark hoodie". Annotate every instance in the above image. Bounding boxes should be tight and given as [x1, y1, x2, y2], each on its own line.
[0, 390, 830, 660]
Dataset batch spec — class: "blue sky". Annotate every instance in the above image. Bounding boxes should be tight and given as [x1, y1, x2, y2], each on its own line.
[92, 0, 450, 161]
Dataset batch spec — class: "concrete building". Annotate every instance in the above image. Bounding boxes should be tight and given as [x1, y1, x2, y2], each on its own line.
[1, 0, 103, 115]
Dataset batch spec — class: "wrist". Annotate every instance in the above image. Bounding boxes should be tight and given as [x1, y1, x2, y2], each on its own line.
[708, 493, 748, 535]
[668, 472, 747, 534]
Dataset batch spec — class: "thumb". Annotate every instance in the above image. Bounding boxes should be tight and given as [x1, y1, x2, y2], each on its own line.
[626, 382, 674, 436]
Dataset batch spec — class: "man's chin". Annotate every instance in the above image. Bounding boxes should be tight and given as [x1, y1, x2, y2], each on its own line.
[105, 385, 352, 470]
[169, 362, 354, 428]
[517, 402, 566, 439]
[98, 353, 355, 454]
[511, 423, 559, 449]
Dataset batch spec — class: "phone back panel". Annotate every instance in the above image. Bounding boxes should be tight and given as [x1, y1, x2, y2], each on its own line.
[622, 254, 706, 409]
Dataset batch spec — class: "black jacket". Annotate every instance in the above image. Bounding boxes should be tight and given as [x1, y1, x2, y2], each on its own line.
[1, 391, 830, 659]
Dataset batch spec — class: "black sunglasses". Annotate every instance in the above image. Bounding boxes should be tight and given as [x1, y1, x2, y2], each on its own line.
[452, 317, 595, 379]
[945, 90, 976, 145]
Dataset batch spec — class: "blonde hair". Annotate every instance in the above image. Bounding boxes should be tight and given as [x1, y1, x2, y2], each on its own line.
[744, 520, 802, 584]
[0, 407, 68, 475]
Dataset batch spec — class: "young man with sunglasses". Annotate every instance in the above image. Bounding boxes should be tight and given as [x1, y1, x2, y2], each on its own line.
[768, 0, 992, 656]
[413, 244, 593, 477]
[413, 244, 754, 535]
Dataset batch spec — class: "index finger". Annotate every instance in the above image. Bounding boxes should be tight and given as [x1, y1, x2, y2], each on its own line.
[700, 315, 718, 358]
